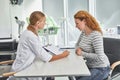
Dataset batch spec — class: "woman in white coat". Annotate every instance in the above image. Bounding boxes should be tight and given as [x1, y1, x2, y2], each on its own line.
[8, 11, 69, 80]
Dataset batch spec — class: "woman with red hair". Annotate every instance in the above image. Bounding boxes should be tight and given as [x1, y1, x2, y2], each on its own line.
[73, 10, 110, 80]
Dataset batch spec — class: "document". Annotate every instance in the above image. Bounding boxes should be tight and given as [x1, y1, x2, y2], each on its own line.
[43, 45, 63, 55]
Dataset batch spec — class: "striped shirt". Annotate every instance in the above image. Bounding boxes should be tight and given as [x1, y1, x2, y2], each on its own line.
[75, 31, 110, 68]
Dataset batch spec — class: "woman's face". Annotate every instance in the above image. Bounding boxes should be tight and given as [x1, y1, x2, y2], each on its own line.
[74, 19, 86, 31]
[38, 17, 46, 29]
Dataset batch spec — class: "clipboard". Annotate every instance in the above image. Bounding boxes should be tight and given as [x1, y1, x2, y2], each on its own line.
[43, 45, 63, 55]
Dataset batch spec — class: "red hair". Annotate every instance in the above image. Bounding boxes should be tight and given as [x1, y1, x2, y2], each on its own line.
[74, 10, 102, 34]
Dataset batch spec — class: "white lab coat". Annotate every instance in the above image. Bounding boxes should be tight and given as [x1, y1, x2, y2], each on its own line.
[8, 30, 52, 80]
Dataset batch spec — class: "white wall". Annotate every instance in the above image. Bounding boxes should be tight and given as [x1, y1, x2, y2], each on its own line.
[0, 0, 42, 40]
[22, 0, 42, 29]
[0, 0, 12, 39]
[10, 2, 24, 40]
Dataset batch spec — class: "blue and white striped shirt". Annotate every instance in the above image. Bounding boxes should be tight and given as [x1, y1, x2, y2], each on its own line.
[75, 31, 110, 68]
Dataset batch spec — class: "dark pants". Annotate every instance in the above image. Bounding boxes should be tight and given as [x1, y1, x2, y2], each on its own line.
[75, 66, 110, 80]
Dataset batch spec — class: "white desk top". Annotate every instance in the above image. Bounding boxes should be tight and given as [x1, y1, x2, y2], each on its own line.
[14, 49, 90, 77]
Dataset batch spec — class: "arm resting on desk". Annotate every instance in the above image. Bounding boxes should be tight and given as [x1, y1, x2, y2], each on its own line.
[49, 50, 69, 62]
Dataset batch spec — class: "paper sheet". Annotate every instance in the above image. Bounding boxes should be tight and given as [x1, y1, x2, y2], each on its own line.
[43, 45, 63, 55]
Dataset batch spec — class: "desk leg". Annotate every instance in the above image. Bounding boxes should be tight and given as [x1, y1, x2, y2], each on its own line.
[68, 76, 76, 80]
[42, 77, 47, 80]
[43, 76, 76, 80]
[55, 77, 70, 80]
[25, 78, 29, 80]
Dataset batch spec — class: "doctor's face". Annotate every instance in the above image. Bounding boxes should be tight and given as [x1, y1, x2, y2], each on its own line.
[74, 19, 86, 31]
[38, 17, 46, 29]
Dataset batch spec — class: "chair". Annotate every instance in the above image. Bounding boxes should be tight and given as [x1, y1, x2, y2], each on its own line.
[0, 60, 16, 80]
[0, 39, 18, 79]
[103, 38, 120, 80]
[105, 61, 120, 80]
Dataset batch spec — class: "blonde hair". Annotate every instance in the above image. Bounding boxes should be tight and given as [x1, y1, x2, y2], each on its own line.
[27, 11, 45, 35]
[74, 10, 102, 34]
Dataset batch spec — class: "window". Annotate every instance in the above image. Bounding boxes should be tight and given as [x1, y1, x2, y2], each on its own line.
[42, 0, 88, 46]
[67, 0, 88, 46]
[95, 0, 120, 37]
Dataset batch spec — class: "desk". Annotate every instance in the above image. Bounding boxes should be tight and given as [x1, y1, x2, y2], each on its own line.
[14, 49, 90, 78]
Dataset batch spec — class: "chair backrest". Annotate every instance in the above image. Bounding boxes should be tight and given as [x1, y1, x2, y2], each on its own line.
[103, 38, 120, 73]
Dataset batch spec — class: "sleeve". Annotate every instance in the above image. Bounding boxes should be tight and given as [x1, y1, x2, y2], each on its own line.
[28, 36, 52, 62]
[82, 32, 104, 60]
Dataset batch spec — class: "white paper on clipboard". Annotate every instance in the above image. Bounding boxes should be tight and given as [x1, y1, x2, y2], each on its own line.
[43, 45, 63, 55]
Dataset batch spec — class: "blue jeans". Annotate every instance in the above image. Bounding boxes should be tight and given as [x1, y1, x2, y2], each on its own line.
[75, 66, 110, 80]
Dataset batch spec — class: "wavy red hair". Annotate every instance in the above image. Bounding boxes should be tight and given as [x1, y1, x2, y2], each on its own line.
[74, 10, 102, 34]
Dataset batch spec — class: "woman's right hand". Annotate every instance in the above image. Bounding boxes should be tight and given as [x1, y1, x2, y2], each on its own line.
[49, 50, 70, 62]
[61, 50, 70, 57]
